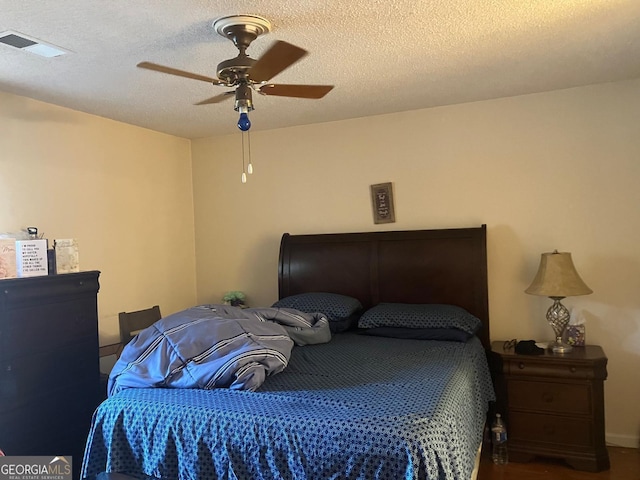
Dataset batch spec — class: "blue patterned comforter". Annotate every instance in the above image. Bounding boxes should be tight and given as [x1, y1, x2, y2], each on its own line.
[83, 333, 494, 480]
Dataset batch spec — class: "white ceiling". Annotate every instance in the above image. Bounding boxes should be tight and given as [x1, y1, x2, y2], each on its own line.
[2, 1, 639, 139]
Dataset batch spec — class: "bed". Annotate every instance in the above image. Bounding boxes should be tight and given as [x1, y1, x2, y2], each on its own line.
[82, 225, 495, 480]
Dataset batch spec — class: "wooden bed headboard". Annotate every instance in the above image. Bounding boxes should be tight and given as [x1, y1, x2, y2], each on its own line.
[278, 225, 490, 349]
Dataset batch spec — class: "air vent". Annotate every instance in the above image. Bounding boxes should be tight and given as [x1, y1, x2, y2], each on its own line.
[0, 30, 70, 57]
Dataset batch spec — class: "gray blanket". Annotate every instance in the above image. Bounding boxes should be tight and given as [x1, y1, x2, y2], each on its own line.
[108, 305, 331, 396]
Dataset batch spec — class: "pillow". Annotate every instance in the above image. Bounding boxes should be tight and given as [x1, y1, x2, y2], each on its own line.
[358, 327, 473, 342]
[272, 292, 363, 332]
[322, 314, 359, 333]
[358, 303, 481, 335]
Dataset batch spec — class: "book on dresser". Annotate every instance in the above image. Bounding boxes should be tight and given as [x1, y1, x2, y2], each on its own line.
[54, 238, 80, 274]
[15, 239, 48, 277]
[0, 271, 101, 480]
[0, 238, 17, 279]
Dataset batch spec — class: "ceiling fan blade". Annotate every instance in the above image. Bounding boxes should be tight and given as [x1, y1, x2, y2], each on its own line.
[249, 41, 308, 83]
[137, 61, 223, 85]
[259, 84, 334, 99]
[194, 91, 235, 105]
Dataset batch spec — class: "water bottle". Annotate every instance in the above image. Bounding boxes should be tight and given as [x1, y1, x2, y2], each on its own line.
[491, 413, 509, 464]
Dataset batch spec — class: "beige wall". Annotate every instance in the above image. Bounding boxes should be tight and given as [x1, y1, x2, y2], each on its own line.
[192, 78, 640, 447]
[2, 78, 638, 447]
[1, 92, 197, 344]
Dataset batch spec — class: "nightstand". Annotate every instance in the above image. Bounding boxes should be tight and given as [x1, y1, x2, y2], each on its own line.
[490, 341, 609, 472]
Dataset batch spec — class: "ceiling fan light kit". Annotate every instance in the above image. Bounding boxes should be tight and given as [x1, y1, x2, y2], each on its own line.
[137, 13, 334, 182]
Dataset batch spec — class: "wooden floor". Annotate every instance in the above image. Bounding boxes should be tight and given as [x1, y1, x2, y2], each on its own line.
[478, 447, 639, 480]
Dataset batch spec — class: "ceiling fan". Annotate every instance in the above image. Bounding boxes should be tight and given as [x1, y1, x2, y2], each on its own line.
[137, 14, 334, 131]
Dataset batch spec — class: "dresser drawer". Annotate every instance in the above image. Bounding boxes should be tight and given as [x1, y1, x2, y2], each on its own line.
[505, 358, 593, 379]
[0, 339, 98, 407]
[0, 384, 97, 456]
[508, 379, 591, 415]
[0, 299, 96, 358]
[509, 411, 594, 448]
[0, 272, 99, 303]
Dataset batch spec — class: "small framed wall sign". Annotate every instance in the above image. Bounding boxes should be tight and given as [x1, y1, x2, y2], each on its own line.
[370, 182, 396, 224]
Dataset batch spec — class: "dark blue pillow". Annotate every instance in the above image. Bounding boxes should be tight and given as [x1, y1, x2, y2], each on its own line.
[272, 293, 363, 331]
[358, 327, 473, 342]
[358, 303, 481, 335]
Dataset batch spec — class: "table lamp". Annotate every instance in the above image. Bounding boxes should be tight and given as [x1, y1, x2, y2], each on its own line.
[525, 250, 592, 353]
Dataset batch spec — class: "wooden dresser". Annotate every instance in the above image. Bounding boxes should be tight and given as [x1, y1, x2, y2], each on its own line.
[0, 271, 101, 477]
[490, 341, 609, 472]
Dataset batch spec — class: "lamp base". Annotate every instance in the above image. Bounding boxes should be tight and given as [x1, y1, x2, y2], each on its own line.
[546, 297, 573, 354]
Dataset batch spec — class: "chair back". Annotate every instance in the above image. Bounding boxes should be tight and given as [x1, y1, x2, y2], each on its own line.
[119, 305, 161, 345]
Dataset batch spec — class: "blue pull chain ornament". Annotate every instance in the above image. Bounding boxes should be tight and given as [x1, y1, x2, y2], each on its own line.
[238, 112, 251, 131]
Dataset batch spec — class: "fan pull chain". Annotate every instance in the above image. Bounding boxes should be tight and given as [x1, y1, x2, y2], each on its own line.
[241, 131, 247, 183]
[247, 130, 253, 175]
[240, 130, 254, 183]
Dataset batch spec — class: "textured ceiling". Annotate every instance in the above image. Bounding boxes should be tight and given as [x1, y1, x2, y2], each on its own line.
[2, 1, 640, 139]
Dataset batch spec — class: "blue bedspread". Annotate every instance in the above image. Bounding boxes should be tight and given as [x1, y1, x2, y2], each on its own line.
[83, 333, 494, 480]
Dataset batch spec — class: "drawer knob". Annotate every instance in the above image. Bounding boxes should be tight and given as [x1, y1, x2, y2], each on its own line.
[518, 362, 525, 369]
[570, 366, 577, 373]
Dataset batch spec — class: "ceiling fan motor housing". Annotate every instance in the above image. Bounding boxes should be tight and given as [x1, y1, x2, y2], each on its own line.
[216, 56, 255, 84]
[213, 15, 271, 84]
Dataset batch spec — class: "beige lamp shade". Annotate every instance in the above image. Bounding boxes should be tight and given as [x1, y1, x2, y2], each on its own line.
[525, 251, 593, 297]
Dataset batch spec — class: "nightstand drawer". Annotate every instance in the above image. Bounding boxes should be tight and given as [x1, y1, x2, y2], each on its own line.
[505, 358, 593, 379]
[510, 411, 593, 447]
[508, 380, 591, 415]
